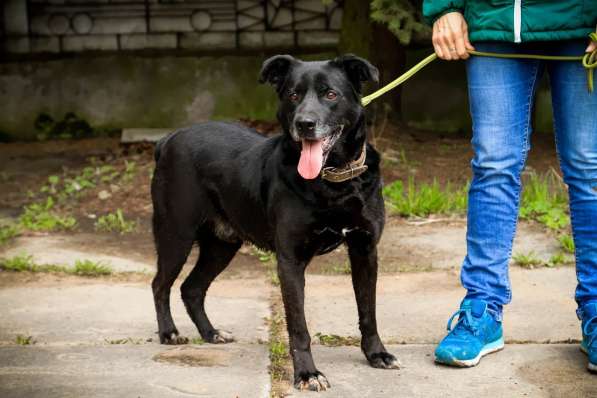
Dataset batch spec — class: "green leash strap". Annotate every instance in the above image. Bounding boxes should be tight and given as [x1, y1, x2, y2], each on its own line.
[361, 33, 597, 107]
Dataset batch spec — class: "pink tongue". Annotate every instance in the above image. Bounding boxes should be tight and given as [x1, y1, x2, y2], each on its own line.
[297, 139, 323, 179]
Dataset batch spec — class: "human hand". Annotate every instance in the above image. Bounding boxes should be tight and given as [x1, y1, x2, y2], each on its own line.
[432, 12, 475, 61]
[586, 31, 597, 53]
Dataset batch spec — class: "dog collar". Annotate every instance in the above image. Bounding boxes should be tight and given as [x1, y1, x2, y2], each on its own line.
[321, 142, 368, 183]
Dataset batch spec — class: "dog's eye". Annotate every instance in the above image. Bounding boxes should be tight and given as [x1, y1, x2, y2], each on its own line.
[325, 90, 338, 100]
[289, 92, 299, 102]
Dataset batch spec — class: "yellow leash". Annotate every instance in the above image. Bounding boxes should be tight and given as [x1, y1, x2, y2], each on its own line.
[361, 32, 597, 107]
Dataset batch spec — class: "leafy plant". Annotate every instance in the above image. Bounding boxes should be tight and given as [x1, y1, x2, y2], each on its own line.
[383, 176, 468, 217]
[370, 0, 431, 45]
[19, 197, 76, 231]
[0, 224, 20, 245]
[94, 209, 136, 234]
[15, 335, 34, 345]
[35, 112, 94, 140]
[121, 160, 137, 183]
[519, 172, 569, 230]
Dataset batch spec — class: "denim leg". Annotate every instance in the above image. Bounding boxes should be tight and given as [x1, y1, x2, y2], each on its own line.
[547, 41, 597, 312]
[462, 43, 544, 319]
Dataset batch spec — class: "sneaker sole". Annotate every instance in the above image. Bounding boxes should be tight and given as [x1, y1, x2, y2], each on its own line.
[580, 344, 597, 373]
[436, 337, 504, 368]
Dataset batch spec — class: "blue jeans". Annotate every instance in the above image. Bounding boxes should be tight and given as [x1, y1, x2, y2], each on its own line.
[462, 40, 597, 320]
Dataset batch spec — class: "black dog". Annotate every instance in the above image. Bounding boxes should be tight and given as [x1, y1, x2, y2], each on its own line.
[151, 54, 399, 391]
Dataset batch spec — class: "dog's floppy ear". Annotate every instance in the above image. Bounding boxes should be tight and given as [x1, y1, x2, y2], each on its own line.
[259, 55, 296, 90]
[331, 54, 379, 93]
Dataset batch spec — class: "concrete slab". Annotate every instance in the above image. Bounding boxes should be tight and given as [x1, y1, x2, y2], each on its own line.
[0, 279, 271, 344]
[284, 344, 596, 398]
[1, 235, 154, 273]
[378, 219, 560, 270]
[121, 128, 172, 143]
[305, 267, 580, 344]
[0, 344, 270, 398]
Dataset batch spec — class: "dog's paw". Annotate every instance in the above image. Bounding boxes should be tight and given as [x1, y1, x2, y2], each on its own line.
[294, 371, 331, 392]
[368, 352, 401, 369]
[208, 330, 234, 344]
[160, 331, 189, 345]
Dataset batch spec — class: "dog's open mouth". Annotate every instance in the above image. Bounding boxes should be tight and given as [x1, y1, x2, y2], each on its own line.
[297, 125, 343, 180]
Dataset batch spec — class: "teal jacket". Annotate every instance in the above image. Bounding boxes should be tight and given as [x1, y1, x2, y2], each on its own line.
[423, 1, 597, 43]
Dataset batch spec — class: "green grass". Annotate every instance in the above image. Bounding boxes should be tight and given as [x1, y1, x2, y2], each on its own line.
[105, 337, 144, 345]
[512, 251, 543, 269]
[72, 259, 112, 276]
[189, 337, 205, 345]
[0, 224, 20, 245]
[19, 197, 76, 232]
[383, 176, 468, 217]
[37, 159, 138, 204]
[324, 261, 351, 275]
[559, 234, 575, 254]
[383, 171, 571, 234]
[15, 335, 34, 345]
[251, 246, 275, 263]
[268, 307, 289, 384]
[251, 245, 279, 286]
[0, 255, 112, 277]
[548, 252, 569, 267]
[314, 333, 360, 347]
[94, 209, 137, 234]
[122, 160, 137, 182]
[519, 171, 569, 230]
[1, 254, 37, 272]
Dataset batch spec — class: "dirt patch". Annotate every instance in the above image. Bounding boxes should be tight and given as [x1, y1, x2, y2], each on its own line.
[0, 124, 563, 280]
[153, 346, 231, 367]
[373, 124, 560, 186]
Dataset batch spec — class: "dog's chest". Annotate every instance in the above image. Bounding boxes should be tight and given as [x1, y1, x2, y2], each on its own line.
[310, 222, 363, 255]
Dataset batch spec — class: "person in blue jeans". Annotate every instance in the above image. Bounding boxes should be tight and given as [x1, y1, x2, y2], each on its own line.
[422, 1, 597, 372]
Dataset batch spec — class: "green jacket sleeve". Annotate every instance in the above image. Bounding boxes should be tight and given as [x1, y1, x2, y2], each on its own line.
[422, 0, 465, 26]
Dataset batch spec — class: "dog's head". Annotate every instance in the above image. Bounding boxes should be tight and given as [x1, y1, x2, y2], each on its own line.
[259, 54, 379, 179]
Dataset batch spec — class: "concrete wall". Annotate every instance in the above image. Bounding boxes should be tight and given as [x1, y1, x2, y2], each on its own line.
[0, 50, 557, 139]
[0, 54, 283, 138]
[0, 1, 556, 139]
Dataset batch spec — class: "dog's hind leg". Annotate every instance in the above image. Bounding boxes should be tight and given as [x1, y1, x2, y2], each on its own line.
[181, 233, 241, 344]
[152, 236, 193, 345]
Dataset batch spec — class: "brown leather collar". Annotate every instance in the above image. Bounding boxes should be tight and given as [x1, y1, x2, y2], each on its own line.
[321, 142, 368, 183]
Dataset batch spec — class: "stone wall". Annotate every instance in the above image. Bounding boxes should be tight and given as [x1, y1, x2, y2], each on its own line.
[1, 0, 343, 55]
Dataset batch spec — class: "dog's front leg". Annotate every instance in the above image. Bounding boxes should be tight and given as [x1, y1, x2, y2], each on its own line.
[276, 251, 330, 391]
[347, 233, 400, 370]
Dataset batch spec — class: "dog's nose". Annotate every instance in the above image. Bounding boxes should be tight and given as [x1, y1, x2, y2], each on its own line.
[295, 119, 316, 135]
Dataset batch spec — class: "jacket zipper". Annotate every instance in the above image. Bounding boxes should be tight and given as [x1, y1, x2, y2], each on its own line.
[514, 0, 522, 43]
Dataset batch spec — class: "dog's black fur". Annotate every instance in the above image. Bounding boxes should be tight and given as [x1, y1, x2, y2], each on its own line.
[151, 54, 398, 391]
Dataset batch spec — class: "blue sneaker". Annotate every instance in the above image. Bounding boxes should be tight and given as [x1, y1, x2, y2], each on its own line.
[580, 302, 597, 373]
[435, 299, 504, 367]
